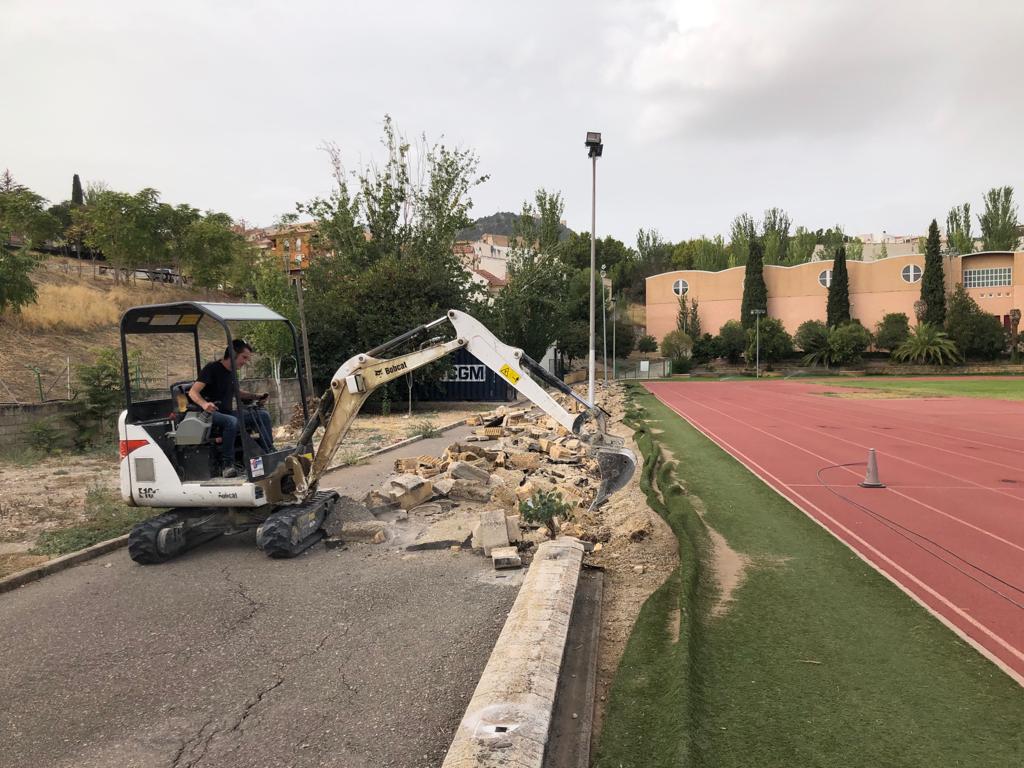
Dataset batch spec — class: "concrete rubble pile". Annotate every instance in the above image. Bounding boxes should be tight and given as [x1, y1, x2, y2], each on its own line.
[331, 397, 616, 569]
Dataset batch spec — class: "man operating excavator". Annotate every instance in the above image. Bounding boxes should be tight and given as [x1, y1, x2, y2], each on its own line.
[188, 339, 275, 476]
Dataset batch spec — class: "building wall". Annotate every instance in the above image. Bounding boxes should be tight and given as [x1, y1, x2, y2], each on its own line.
[646, 251, 1022, 341]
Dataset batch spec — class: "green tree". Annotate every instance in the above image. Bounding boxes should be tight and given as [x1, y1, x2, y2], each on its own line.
[920, 219, 946, 326]
[946, 203, 973, 254]
[636, 335, 657, 354]
[688, 298, 701, 339]
[717, 320, 747, 363]
[827, 322, 872, 366]
[740, 237, 767, 329]
[692, 333, 718, 363]
[660, 330, 693, 362]
[795, 320, 830, 366]
[180, 211, 247, 290]
[492, 249, 568, 361]
[245, 257, 300, 390]
[978, 186, 1019, 251]
[0, 247, 39, 314]
[301, 118, 486, 389]
[874, 312, 910, 351]
[827, 245, 851, 326]
[675, 235, 729, 271]
[745, 317, 793, 366]
[0, 174, 60, 245]
[676, 292, 689, 332]
[945, 285, 1005, 360]
[787, 226, 817, 265]
[71, 174, 84, 206]
[761, 207, 790, 265]
[893, 323, 962, 365]
[729, 213, 757, 267]
[75, 188, 168, 283]
[73, 348, 126, 443]
[611, 317, 636, 359]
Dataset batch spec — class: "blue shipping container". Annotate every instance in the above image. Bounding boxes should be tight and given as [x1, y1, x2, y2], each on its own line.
[416, 347, 516, 402]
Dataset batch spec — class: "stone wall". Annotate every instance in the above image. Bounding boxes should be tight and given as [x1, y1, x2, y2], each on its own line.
[0, 378, 303, 451]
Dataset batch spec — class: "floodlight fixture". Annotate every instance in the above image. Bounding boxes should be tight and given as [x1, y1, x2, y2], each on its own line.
[585, 131, 603, 158]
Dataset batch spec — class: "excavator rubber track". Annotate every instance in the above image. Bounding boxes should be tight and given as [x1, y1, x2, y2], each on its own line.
[256, 491, 339, 558]
[128, 510, 223, 564]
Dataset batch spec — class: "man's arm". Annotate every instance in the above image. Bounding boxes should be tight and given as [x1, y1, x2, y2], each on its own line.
[188, 381, 218, 414]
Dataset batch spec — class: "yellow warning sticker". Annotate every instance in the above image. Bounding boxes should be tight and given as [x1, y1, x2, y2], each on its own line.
[499, 364, 520, 384]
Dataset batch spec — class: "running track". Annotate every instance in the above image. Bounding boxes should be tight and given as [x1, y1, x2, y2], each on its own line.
[645, 380, 1024, 685]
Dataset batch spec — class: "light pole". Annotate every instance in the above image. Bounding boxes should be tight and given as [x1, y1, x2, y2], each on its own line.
[601, 264, 608, 385]
[611, 295, 617, 381]
[585, 131, 603, 405]
[750, 308, 766, 377]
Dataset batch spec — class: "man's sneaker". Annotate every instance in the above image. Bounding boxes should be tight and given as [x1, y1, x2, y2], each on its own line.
[221, 466, 239, 479]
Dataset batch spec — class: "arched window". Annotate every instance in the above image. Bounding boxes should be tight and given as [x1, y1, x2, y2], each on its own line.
[901, 264, 922, 283]
[818, 269, 832, 288]
[672, 278, 689, 296]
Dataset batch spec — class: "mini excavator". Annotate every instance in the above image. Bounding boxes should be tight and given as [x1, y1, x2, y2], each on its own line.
[118, 303, 635, 563]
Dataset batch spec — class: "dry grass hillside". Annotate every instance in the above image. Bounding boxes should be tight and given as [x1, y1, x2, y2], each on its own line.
[0, 257, 231, 402]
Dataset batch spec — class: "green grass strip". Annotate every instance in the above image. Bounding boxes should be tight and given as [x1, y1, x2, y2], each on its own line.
[595, 385, 1023, 768]
[824, 377, 1024, 400]
[30, 487, 152, 556]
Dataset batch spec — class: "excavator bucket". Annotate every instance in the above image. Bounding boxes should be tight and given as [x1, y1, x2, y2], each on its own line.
[593, 446, 637, 507]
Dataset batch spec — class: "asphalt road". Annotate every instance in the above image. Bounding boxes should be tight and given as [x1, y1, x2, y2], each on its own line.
[1, 426, 520, 768]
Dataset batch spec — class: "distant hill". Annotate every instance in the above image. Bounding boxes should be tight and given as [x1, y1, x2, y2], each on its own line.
[458, 211, 573, 242]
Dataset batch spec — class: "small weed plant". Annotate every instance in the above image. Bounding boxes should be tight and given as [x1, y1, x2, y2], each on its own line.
[519, 488, 571, 536]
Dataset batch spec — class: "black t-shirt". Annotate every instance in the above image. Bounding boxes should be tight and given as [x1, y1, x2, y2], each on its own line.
[196, 360, 236, 414]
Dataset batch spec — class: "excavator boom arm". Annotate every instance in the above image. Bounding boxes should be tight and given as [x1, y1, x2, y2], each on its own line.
[276, 310, 634, 506]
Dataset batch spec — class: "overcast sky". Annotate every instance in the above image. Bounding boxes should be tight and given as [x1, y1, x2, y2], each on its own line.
[3, 0, 1022, 244]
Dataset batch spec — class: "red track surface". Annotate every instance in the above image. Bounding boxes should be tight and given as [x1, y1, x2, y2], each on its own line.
[645, 380, 1024, 685]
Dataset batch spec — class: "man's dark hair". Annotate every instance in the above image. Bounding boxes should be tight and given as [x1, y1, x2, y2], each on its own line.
[223, 339, 253, 360]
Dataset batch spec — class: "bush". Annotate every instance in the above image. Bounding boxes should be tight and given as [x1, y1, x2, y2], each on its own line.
[408, 419, 438, 439]
[660, 330, 693, 362]
[795, 320, 830, 366]
[874, 313, 911, 351]
[717, 320, 747, 363]
[828, 322, 873, 366]
[893, 323, 962, 365]
[519, 488, 570, 536]
[72, 348, 125, 446]
[25, 418, 64, 454]
[945, 285, 1006, 360]
[636, 334, 658, 354]
[745, 317, 793, 367]
[671, 357, 693, 374]
[692, 333, 718, 364]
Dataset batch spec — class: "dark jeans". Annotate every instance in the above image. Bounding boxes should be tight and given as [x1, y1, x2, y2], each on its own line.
[211, 408, 275, 463]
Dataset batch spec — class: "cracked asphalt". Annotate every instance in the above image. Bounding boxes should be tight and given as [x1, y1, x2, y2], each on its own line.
[0, 427, 520, 768]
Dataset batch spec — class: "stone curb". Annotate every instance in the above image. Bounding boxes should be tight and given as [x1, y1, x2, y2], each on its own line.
[0, 534, 129, 595]
[0, 418, 471, 596]
[442, 537, 585, 768]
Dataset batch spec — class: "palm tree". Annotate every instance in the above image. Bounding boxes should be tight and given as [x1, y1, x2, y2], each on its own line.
[892, 323, 962, 365]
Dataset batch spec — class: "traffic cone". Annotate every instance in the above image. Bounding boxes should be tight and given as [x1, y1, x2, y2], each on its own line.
[859, 448, 886, 488]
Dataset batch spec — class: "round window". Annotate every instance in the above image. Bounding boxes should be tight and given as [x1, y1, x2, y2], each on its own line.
[818, 270, 832, 288]
[672, 278, 689, 296]
[901, 264, 922, 283]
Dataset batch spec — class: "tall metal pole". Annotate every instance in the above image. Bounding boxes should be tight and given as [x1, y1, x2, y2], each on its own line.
[611, 296, 617, 381]
[601, 267, 608, 385]
[587, 155, 597, 405]
[294, 271, 315, 396]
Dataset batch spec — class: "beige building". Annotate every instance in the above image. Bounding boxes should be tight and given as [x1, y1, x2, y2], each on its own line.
[646, 251, 1024, 341]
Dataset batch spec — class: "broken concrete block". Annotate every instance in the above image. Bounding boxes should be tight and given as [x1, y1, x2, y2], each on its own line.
[433, 477, 456, 496]
[448, 460, 491, 484]
[410, 502, 445, 517]
[505, 514, 522, 542]
[384, 474, 434, 510]
[339, 520, 388, 541]
[491, 546, 522, 569]
[321, 495, 375, 537]
[508, 452, 541, 471]
[448, 479, 493, 503]
[474, 509, 510, 555]
[539, 438, 553, 454]
[515, 481, 536, 502]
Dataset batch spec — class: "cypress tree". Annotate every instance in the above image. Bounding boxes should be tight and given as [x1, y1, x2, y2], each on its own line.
[71, 173, 83, 206]
[740, 236, 767, 328]
[688, 297, 701, 338]
[920, 219, 945, 326]
[826, 245, 851, 326]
